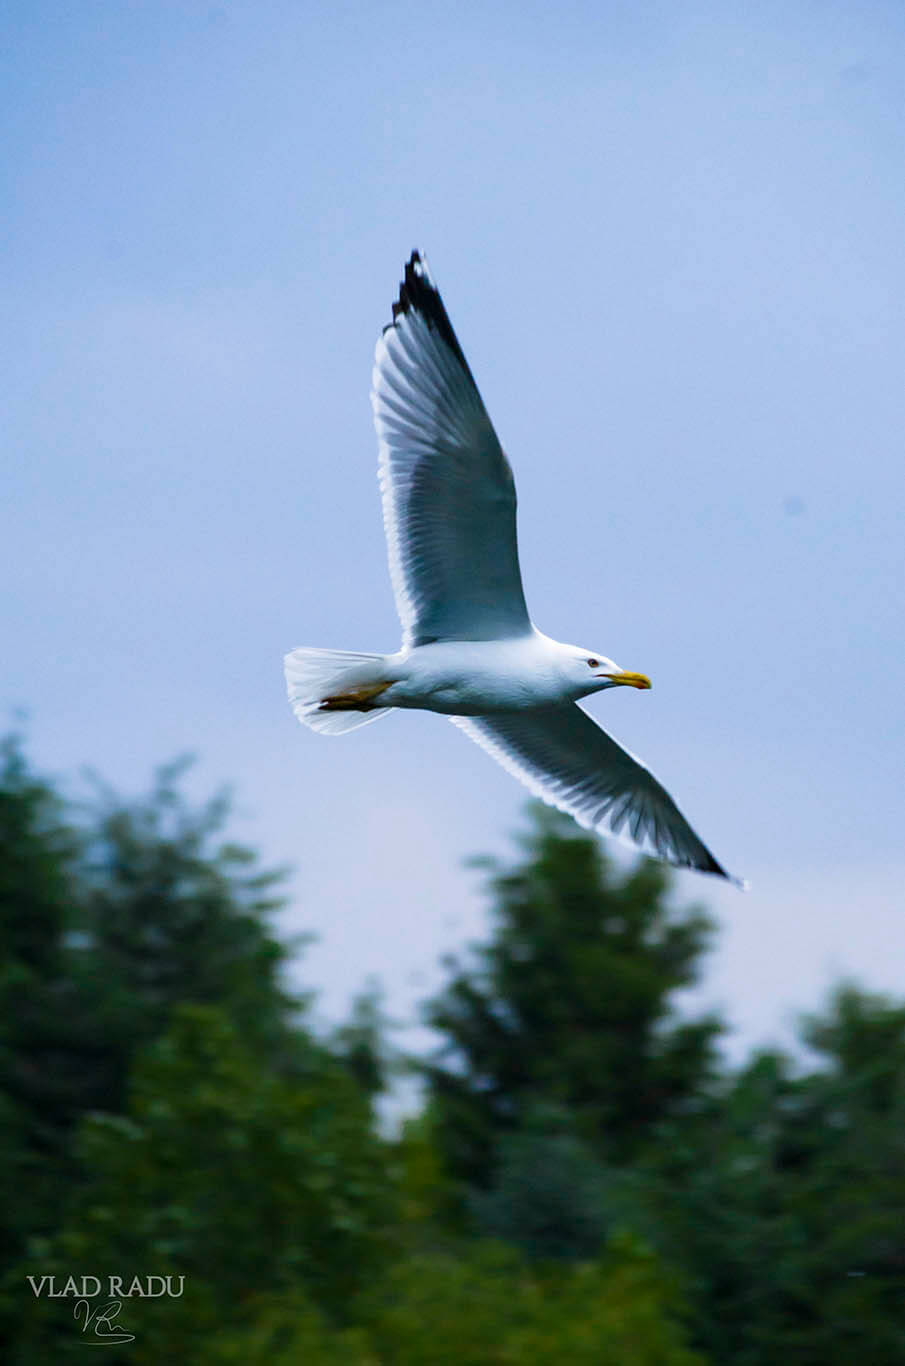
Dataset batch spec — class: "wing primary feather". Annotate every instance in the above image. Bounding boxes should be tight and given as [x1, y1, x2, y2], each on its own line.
[390, 250, 475, 379]
[451, 706, 745, 887]
[371, 252, 532, 647]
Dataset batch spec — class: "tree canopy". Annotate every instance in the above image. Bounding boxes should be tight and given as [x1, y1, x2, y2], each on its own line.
[423, 807, 723, 1184]
[3, 735, 904, 1364]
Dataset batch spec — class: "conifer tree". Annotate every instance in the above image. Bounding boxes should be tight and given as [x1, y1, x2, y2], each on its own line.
[423, 804, 724, 1187]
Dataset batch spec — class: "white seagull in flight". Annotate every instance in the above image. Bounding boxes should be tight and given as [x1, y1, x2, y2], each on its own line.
[286, 252, 743, 886]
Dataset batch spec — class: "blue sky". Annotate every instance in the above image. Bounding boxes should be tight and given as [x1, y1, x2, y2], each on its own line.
[4, 0, 904, 1063]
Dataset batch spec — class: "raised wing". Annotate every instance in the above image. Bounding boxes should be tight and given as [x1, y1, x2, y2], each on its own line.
[452, 705, 744, 885]
[371, 251, 532, 648]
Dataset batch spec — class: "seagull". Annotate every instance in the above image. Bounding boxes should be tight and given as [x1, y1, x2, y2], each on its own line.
[286, 252, 743, 886]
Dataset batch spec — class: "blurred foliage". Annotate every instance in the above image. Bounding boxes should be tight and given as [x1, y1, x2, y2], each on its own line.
[0, 739, 312, 1295]
[467, 1101, 656, 1265]
[422, 806, 723, 1184]
[356, 1234, 705, 1366]
[3, 737, 905, 1362]
[636, 987, 905, 1364]
[328, 978, 397, 1102]
[0, 734, 84, 1264]
[12, 1006, 398, 1361]
[470, 1112, 611, 1261]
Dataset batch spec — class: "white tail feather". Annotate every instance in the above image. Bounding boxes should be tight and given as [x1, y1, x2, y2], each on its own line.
[284, 647, 394, 735]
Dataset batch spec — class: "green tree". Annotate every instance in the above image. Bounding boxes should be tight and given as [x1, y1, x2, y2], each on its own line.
[203, 1293, 374, 1365]
[76, 755, 304, 1079]
[506, 1233, 705, 1366]
[469, 1102, 611, 1261]
[0, 736, 100, 1270]
[10, 1007, 398, 1364]
[329, 979, 396, 1103]
[359, 1234, 705, 1366]
[192, 1237, 705, 1365]
[423, 805, 724, 1186]
[785, 985, 905, 1364]
[0, 739, 311, 1301]
[644, 986, 905, 1365]
[640, 1049, 810, 1364]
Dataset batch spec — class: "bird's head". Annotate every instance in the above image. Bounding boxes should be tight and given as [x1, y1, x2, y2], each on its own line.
[563, 646, 652, 698]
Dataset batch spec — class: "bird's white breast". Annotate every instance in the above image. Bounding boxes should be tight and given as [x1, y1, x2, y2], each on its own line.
[383, 634, 566, 715]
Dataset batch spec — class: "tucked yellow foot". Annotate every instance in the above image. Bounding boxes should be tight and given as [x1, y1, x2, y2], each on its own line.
[318, 682, 391, 712]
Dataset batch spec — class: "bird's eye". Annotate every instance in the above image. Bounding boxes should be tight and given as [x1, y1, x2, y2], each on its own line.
[587, 658, 599, 669]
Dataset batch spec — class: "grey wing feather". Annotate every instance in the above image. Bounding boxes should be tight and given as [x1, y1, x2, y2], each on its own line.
[371, 252, 532, 647]
[452, 705, 744, 886]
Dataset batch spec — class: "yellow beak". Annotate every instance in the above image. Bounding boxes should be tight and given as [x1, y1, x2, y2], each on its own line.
[602, 671, 652, 690]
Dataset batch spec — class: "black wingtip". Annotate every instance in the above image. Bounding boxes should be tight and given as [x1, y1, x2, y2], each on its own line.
[387, 250, 472, 374]
[702, 851, 749, 890]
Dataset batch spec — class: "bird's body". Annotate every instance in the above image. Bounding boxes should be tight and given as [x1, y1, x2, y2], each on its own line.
[286, 252, 744, 886]
[389, 639, 554, 714]
[345, 634, 617, 716]
[391, 638, 545, 713]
